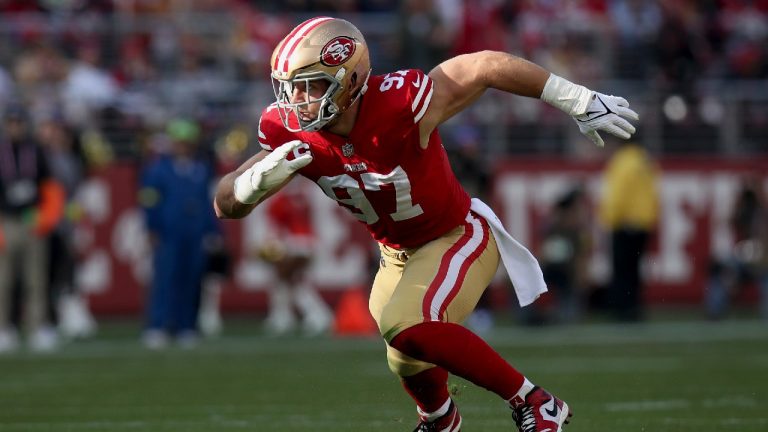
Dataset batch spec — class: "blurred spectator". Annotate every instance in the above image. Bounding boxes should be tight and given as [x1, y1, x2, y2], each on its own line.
[0, 105, 65, 353]
[256, 182, 332, 336]
[445, 124, 489, 200]
[12, 44, 68, 119]
[653, 9, 700, 94]
[165, 33, 234, 117]
[720, 0, 768, 79]
[60, 39, 119, 128]
[36, 113, 97, 339]
[537, 186, 592, 324]
[113, 36, 158, 85]
[705, 176, 768, 320]
[598, 141, 660, 322]
[138, 118, 219, 349]
[398, 0, 456, 71]
[229, 6, 289, 81]
[197, 224, 231, 338]
[452, 0, 511, 56]
[609, 0, 662, 79]
[0, 66, 14, 113]
[198, 146, 233, 339]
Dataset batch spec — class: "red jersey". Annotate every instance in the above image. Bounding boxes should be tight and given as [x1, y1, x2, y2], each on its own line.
[257, 69, 470, 249]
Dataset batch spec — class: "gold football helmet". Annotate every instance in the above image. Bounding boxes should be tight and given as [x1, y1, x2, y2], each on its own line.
[270, 17, 371, 132]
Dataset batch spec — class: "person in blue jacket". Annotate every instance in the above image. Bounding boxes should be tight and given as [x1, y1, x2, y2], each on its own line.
[139, 118, 219, 348]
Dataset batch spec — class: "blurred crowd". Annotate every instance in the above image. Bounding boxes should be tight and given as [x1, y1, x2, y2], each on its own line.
[0, 0, 766, 160]
[1, 1, 767, 352]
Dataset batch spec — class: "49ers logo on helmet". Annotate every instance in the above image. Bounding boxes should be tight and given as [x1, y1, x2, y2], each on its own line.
[320, 36, 355, 66]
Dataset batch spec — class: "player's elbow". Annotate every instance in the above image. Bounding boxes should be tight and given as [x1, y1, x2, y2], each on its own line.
[213, 199, 228, 219]
[213, 197, 232, 219]
[215, 194, 259, 220]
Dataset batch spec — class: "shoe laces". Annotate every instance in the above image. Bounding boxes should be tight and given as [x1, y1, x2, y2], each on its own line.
[512, 405, 537, 432]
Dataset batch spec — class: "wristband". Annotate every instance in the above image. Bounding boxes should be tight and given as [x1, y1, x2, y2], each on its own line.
[540, 73, 593, 116]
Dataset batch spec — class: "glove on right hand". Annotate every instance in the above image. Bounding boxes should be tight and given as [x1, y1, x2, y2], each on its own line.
[233, 140, 313, 204]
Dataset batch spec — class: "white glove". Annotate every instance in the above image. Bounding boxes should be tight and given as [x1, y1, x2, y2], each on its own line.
[233, 140, 313, 204]
[541, 73, 639, 148]
[573, 93, 639, 147]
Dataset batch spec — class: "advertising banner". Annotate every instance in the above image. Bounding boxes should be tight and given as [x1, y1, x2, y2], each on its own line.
[77, 158, 767, 314]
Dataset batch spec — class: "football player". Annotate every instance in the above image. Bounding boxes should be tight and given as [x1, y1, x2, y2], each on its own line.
[214, 17, 638, 432]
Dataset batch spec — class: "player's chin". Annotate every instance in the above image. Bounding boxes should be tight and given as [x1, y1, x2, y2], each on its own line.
[298, 112, 317, 122]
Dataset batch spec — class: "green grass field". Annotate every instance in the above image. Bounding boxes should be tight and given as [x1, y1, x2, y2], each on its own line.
[1, 318, 767, 432]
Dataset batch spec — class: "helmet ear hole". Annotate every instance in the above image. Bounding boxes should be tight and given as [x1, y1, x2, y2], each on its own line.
[349, 72, 362, 98]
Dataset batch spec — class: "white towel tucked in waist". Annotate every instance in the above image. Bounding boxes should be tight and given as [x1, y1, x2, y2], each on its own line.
[470, 198, 547, 307]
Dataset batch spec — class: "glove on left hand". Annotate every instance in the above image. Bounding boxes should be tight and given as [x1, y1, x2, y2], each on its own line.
[573, 93, 639, 147]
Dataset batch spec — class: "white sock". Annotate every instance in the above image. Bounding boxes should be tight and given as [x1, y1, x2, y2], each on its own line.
[417, 397, 451, 422]
[507, 377, 535, 408]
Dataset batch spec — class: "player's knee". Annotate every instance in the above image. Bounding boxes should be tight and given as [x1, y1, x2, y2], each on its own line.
[378, 303, 419, 343]
[386, 347, 433, 377]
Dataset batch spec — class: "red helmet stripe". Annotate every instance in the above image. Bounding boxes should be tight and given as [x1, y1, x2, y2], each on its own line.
[275, 16, 333, 73]
[273, 17, 320, 70]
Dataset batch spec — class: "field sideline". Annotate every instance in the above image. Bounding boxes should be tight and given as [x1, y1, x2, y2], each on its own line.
[1, 319, 766, 431]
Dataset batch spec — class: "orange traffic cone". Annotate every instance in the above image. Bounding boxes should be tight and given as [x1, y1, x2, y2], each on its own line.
[333, 288, 378, 337]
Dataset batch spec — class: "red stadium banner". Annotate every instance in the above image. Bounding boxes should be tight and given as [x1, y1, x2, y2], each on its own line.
[492, 156, 768, 304]
[76, 164, 372, 315]
[78, 158, 768, 315]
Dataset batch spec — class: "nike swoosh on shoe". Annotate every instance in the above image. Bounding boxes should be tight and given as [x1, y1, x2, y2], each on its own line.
[544, 399, 559, 417]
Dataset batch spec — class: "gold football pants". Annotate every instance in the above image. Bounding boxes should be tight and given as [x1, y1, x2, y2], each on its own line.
[369, 211, 500, 377]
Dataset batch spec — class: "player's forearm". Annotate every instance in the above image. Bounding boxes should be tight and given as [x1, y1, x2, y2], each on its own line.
[478, 51, 593, 116]
[214, 172, 257, 219]
[214, 149, 275, 219]
[475, 51, 550, 99]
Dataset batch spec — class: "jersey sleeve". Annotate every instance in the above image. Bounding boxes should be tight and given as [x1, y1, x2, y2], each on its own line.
[403, 69, 434, 125]
[373, 69, 434, 128]
[256, 103, 289, 152]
